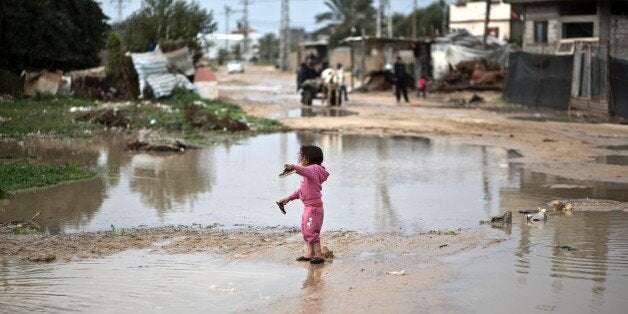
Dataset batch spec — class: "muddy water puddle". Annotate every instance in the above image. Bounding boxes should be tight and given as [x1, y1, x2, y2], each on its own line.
[1, 133, 627, 234]
[0, 249, 304, 312]
[443, 210, 628, 313]
[2, 132, 628, 311]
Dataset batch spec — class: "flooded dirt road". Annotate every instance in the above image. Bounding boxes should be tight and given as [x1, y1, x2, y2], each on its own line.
[1, 65, 628, 312]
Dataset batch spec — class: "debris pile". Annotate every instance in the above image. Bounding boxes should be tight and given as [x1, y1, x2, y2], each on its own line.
[184, 105, 249, 131]
[429, 59, 504, 92]
[125, 140, 191, 152]
[75, 108, 129, 127]
[480, 211, 512, 229]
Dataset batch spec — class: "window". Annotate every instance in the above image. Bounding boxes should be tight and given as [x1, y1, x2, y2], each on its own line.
[559, 3, 596, 15]
[534, 21, 548, 43]
[562, 22, 594, 39]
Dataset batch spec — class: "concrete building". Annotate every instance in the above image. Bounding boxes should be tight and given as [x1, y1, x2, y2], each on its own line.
[504, 0, 628, 59]
[449, 0, 521, 42]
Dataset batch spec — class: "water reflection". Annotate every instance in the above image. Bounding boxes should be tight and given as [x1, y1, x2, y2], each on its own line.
[1, 133, 626, 234]
[128, 150, 214, 215]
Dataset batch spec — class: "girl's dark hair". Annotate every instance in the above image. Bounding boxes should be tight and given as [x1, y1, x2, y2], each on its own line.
[300, 145, 323, 165]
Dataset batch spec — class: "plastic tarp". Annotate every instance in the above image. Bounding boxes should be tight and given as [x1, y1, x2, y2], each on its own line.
[431, 30, 515, 80]
[432, 44, 514, 80]
[129, 48, 195, 98]
[129, 49, 170, 98]
[163, 46, 195, 77]
[503, 52, 574, 110]
[610, 57, 628, 118]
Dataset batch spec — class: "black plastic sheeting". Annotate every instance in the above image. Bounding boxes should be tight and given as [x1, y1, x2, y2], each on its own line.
[610, 58, 628, 118]
[503, 52, 574, 110]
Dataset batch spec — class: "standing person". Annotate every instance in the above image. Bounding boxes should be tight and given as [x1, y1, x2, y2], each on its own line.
[417, 75, 428, 98]
[336, 63, 349, 101]
[393, 56, 409, 103]
[277, 146, 330, 264]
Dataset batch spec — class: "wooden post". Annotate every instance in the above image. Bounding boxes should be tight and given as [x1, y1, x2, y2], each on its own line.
[350, 45, 355, 90]
[583, 44, 591, 99]
[483, 0, 491, 49]
[571, 43, 582, 98]
[360, 29, 366, 84]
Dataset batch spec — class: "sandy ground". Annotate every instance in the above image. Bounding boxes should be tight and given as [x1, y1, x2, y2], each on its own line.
[1, 65, 626, 312]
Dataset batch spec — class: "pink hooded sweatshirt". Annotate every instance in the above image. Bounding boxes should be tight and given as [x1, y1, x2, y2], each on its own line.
[287, 164, 329, 206]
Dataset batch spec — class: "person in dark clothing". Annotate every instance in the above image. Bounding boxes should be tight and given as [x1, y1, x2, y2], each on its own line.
[296, 62, 306, 91]
[393, 56, 409, 103]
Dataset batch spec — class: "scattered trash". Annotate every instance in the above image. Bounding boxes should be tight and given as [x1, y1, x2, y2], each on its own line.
[75, 108, 129, 127]
[551, 245, 578, 251]
[525, 208, 547, 221]
[550, 200, 574, 214]
[322, 246, 334, 259]
[387, 269, 406, 276]
[480, 211, 512, 227]
[125, 140, 191, 152]
[184, 104, 249, 131]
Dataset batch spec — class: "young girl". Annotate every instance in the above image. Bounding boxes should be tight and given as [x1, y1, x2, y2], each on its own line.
[277, 145, 329, 264]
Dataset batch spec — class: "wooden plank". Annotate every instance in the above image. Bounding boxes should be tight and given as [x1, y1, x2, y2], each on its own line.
[583, 45, 592, 99]
[571, 44, 582, 98]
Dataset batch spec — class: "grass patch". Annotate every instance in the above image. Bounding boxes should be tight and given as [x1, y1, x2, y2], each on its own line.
[11, 224, 39, 235]
[0, 161, 96, 193]
[0, 89, 281, 138]
[0, 94, 99, 137]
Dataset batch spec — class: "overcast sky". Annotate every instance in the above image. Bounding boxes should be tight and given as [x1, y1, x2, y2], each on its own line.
[97, 0, 442, 35]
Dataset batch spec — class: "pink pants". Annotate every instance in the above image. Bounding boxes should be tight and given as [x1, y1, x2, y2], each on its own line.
[301, 205, 324, 244]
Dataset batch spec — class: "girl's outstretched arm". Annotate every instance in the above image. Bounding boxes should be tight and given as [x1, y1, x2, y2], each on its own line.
[290, 164, 317, 180]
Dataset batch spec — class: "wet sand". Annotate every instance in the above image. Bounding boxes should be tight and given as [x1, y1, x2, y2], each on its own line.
[0, 225, 499, 311]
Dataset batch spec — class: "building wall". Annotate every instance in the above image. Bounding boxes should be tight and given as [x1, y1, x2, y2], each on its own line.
[449, 1, 512, 41]
[522, 3, 599, 55]
[611, 16, 628, 59]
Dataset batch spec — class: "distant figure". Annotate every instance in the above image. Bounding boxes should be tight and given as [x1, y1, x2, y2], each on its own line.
[393, 56, 409, 103]
[336, 63, 348, 101]
[417, 75, 428, 98]
[296, 62, 306, 91]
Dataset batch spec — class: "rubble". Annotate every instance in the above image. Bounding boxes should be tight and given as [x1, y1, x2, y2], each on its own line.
[184, 105, 249, 131]
[75, 108, 129, 127]
[125, 140, 191, 152]
[429, 59, 504, 92]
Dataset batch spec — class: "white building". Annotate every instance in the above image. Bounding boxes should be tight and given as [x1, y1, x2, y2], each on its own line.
[201, 30, 263, 61]
[449, 0, 514, 41]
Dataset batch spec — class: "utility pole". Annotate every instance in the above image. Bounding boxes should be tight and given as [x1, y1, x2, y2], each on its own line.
[224, 6, 232, 51]
[279, 0, 290, 71]
[242, 0, 249, 60]
[387, 0, 392, 38]
[412, 0, 417, 39]
[376, 0, 382, 37]
[483, 0, 491, 49]
[440, 0, 447, 36]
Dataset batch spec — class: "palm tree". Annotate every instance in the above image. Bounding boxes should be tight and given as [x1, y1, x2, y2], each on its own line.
[314, 0, 375, 46]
